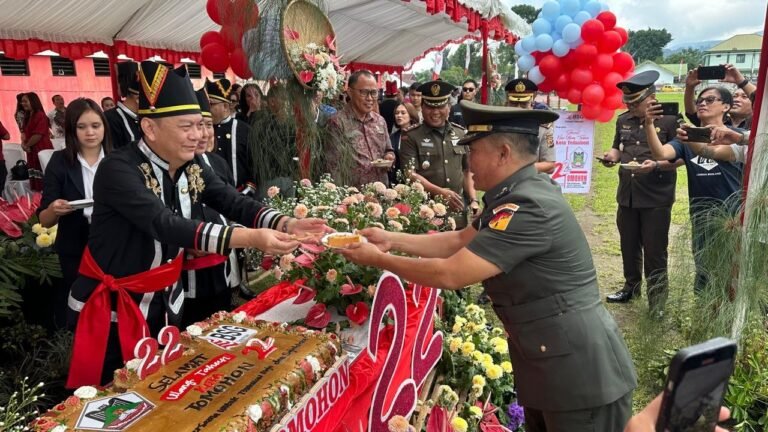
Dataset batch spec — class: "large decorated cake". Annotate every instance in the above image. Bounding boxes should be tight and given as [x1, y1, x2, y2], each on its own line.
[32, 311, 347, 432]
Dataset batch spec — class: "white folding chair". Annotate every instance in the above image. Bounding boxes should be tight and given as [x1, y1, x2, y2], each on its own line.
[51, 138, 66, 150]
[3, 143, 25, 174]
[38, 149, 56, 173]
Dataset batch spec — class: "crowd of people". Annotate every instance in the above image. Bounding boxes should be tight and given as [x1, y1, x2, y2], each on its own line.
[0, 56, 756, 431]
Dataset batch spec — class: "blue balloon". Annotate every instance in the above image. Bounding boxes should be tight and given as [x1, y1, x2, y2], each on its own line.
[517, 54, 535, 72]
[532, 18, 552, 36]
[552, 39, 571, 57]
[541, 1, 560, 20]
[568, 37, 584, 49]
[535, 34, 554, 52]
[521, 35, 536, 53]
[560, 0, 581, 17]
[562, 23, 582, 43]
[584, 1, 602, 16]
[600, 2, 610, 11]
[555, 15, 573, 33]
[573, 11, 591, 25]
[579, 0, 590, 6]
[514, 40, 527, 56]
[528, 66, 545, 84]
[551, 32, 562, 42]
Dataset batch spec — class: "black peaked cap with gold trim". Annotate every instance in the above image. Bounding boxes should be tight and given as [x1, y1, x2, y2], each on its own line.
[195, 88, 212, 118]
[505, 78, 538, 103]
[457, 100, 559, 145]
[417, 80, 455, 107]
[617, 70, 659, 104]
[138, 61, 200, 118]
[205, 78, 234, 103]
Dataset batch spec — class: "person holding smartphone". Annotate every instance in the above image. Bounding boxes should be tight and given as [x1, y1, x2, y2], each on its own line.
[600, 71, 682, 312]
[684, 64, 756, 129]
[644, 86, 744, 294]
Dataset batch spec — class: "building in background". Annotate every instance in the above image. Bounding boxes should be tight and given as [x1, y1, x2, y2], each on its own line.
[704, 33, 762, 80]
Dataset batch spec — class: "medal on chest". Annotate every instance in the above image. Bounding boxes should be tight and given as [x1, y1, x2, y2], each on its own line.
[422, 152, 431, 170]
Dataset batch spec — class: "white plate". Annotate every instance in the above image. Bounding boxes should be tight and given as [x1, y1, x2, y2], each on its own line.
[321, 232, 368, 249]
[371, 159, 393, 168]
[619, 163, 643, 171]
[68, 198, 94, 209]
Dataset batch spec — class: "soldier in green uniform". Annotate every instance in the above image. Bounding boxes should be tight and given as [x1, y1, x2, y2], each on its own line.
[505, 78, 556, 174]
[600, 71, 682, 311]
[339, 100, 637, 432]
[399, 80, 479, 228]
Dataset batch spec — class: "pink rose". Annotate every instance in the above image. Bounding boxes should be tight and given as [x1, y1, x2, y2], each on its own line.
[335, 205, 348, 214]
[385, 207, 400, 219]
[366, 202, 383, 218]
[431, 218, 444, 227]
[294, 204, 309, 219]
[267, 186, 280, 198]
[300, 178, 312, 187]
[305, 303, 331, 328]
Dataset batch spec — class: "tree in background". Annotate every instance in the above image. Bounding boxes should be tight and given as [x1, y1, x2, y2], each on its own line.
[511, 4, 538, 24]
[625, 28, 673, 63]
[663, 47, 705, 71]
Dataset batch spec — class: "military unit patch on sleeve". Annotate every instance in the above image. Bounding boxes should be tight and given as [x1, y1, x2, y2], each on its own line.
[488, 203, 519, 231]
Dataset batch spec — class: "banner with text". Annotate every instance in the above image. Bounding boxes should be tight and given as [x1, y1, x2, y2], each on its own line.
[551, 111, 595, 194]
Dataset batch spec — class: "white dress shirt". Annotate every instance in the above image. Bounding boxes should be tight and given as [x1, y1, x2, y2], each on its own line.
[76, 148, 105, 223]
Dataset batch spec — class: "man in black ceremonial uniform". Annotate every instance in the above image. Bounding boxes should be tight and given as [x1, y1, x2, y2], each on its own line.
[66, 61, 328, 388]
[206, 78, 254, 190]
[600, 71, 681, 311]
[104, 61, 142, 148]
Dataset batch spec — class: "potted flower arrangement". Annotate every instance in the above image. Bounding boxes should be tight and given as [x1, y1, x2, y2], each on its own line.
[261, 176, 454, 329]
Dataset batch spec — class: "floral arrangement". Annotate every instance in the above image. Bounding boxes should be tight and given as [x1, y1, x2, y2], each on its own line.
[262, 176, 454, 329]
[285, 30, 346, 98]
[0, 193, 60, 317]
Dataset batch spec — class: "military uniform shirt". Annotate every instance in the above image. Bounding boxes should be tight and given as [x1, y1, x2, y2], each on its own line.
[537, 124, 555, 162]
[214, 117, 253, 190]
[612, 112, 678, 208]
[104, 102, 141, 149]
[466, 164, 637, 411]
[399, 122, 467, 195]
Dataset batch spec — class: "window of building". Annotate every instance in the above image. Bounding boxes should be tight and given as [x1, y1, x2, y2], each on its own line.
[736, 54, 746, 63]
[93, 58, 111, 76]
[185, 63, 202, 79]
[0, 54, 29, 76]
[51, 56, 76, 76]
[212, 72, 226, 79]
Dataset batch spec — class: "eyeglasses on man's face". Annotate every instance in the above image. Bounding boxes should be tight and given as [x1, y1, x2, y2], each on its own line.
[352, 88, 378, 99]
[462, 87, 476, 92]
[695, 96, 722, 106]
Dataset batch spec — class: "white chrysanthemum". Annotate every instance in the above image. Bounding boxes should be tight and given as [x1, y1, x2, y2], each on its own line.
[125, 358, 141, 371]
[232, 311, 247, 323]
[186, 325, 203, 337]
[387, 220, 403, 232]
[306, 355, 322, 374]
[74, 386, 98, 399]
[247, 404, 263, 423]
[372, 182, 387, 194]
[383, 189, 398, 200]
[51, 426, 68, 432]
[432, 203, 447, 217]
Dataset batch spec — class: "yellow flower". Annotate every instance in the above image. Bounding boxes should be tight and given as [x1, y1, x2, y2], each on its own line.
[31, 223, 43, 234]
[451, 322, 463, 334]
[501, 361, 513, 374]
[48, 224, 58, 233]
[36, 233, 53, 248]
[491, 327, 504, 337]
[472, 374, 486, 387]
[460, 341, 475, 356]
[450, 417, 468, 432]
[482, 353, 493, 364]
[493, 340, 509, 354]
[449, 338, 462, 353]
[454, 316, 467, 325]
[486, 364, 503, 380]
[465, 304, 481, 314]
[472, 351, 484, 363]
[472, 384, 484, 397]
[468, 406, 483, 418]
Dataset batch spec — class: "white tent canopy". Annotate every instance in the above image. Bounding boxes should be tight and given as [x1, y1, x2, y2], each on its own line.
[0, 0, 528, 67]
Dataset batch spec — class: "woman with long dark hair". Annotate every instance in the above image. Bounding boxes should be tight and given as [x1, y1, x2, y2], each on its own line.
[37, 98, 112, 328]
[388, 102, 419, 185]
[237, 83, 264, 124]
[20, 92, 55, 190]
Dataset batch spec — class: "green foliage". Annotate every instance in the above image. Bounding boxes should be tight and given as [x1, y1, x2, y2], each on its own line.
[510, 4, 538, 24]
[625, 28, 673, 63]
[0, 376, 46, 432]
[725, 323, 768, 430]
[664, 48, 705, 72]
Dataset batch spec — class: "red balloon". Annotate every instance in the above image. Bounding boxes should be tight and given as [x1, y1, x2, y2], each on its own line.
[206, 0, 225, 25]
[592, 53, 614, 80]
[220, 25, 245, 52]
[230, 48, 251, 79]
[200, 30, 225, 50]
[539, 55, 563, 78]
[597, 108, 616, 122]
[581, 19, 605, 44]
[602, 92, 624, 110]
[613, 52, 635, 74]
[561, 51, 580, 71]
[595, 11, 617, 30]
[615, 27, 629, 46]
[557, 89, 568, 100]
[582, 103, 602, 120]
[201, 42, 230, 72]
[583, 84, 606, 106]
[567, 88, 582, 104]
[602, 71, 624, 91]
[554, 74, 570, 93]
[598, 31, 622, 53]
[570, 68, 593, 90]
[539, 78, 555, 93]
[574, 43, 598, 67]
[230, 1, 260, 32]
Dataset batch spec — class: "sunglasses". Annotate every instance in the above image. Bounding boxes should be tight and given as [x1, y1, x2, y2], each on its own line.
[462, 87, 476, 92]
[695, 96, 722, 105]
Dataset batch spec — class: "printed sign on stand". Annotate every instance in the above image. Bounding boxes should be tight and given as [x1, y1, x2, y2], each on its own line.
[551, 111, 595, 194]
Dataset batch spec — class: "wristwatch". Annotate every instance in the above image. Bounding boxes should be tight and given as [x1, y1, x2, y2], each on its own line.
[737, 78, 750, 89]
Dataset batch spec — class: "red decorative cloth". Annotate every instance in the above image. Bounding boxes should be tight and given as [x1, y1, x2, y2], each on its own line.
[67, 247, 183, 388]
[182, 253, 228, 271]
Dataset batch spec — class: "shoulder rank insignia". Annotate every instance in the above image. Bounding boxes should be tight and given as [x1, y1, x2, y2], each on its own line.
[449, 122, 466, 131]
[493, 203, 519, 214]
[403, 124, 420, 133]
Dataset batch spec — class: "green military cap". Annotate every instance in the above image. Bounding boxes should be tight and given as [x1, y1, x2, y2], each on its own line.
[617, 70, 659, 104]
[205, 78, 234, 103]
[138, 61, 201, 118]
[418, 80, 455, 107]
[195, 88, 212, 118]
[458, 100, 559, 145]
[505, 78, 538, 103]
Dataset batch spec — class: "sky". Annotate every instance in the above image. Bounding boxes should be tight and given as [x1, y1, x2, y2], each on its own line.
[410, 0, 766, 72]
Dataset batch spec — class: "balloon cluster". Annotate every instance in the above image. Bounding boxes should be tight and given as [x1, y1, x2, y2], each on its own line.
[199, 0, 260, 79]
[515, 0, 635, 122]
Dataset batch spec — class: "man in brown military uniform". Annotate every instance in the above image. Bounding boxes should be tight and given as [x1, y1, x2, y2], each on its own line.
[600, 71, 682, 311]
[399, 80, 479, 228]
[339, 101, 637, 432]
[505, 78, 556, 174]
